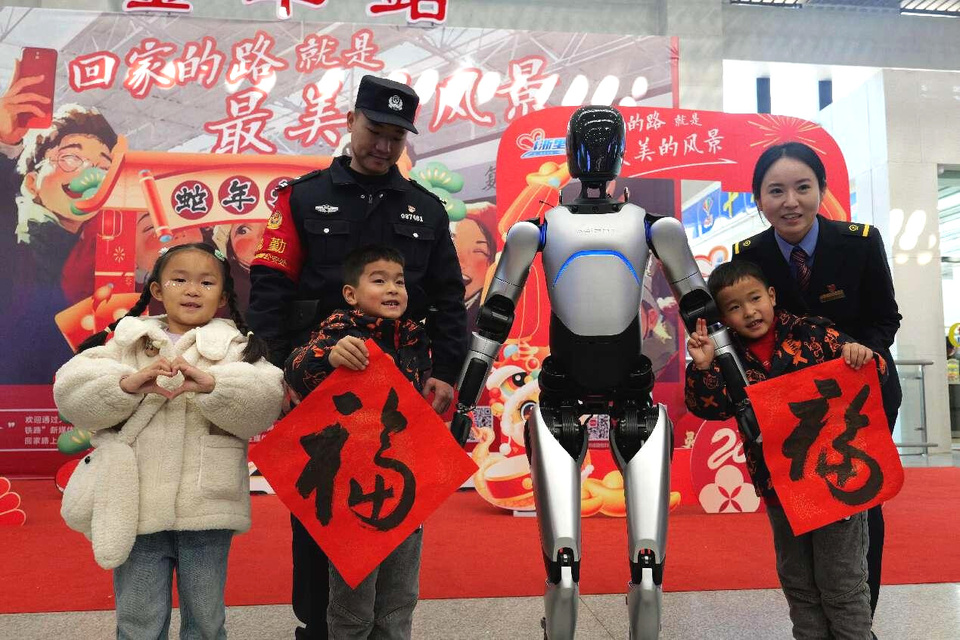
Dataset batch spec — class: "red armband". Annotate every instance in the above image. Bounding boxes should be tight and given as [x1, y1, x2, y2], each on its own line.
[252, 186, 304, 282]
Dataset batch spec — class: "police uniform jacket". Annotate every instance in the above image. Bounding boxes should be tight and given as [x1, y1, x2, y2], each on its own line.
[247, 156, 467, 384]
[732, 214, 902, 421]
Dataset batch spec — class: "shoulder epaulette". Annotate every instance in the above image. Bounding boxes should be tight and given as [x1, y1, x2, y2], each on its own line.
[733, 231, 764, 256]
[408, 179, 446, 206]
[833, 219, 873, 238]
[277, 169, 324, 191]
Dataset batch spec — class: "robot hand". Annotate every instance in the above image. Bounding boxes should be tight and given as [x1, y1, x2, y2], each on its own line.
[450, 411, 473, 448]
[452, 329, 503, 448]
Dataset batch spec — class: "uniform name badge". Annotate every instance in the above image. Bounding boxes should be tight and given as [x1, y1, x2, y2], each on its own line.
[819, 285, 845, 303]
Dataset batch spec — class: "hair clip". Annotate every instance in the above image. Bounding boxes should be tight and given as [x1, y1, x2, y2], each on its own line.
[246, 330, 254, 338]
[158, 246, 170, 257]
[214, 249, 227, 262]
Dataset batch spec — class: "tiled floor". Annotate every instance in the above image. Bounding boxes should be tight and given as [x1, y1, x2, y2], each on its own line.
[2, 583, 958, 639]
[3, 450, 957, 639]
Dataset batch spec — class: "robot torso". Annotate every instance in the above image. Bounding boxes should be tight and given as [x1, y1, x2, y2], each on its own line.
[541, 202, 650, 338]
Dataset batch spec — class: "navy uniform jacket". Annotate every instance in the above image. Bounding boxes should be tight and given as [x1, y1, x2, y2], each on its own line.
[732, 215, 902, 422]
[247, 156, 467, 384]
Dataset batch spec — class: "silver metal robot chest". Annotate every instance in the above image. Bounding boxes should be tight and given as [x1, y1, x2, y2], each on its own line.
[541, 203, 650, 337]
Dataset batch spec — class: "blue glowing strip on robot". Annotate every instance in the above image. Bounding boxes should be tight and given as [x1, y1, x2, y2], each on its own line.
[553, 250, 641, 287]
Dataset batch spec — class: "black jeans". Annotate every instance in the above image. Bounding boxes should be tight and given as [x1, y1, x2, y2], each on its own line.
[866, 504, 884, 617]
[866, 408, 898, 618]
[292, 514, 330, 640]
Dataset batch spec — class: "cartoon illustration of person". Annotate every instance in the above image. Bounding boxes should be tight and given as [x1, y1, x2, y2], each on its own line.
[135, 212, 205, 285]
[211, 221, 267, 308]
[453, 214, 496, 333]
[1, 60, 117, 382]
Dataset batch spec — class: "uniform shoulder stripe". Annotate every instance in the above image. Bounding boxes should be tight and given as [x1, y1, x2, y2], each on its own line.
[409, 179, 446, 206]
[278, 169, 324, 191]
[835, 219, 873, 238]
[733, 232, 764, 255]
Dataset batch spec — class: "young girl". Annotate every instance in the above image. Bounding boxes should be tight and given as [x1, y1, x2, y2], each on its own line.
[54, 242, 284, 639]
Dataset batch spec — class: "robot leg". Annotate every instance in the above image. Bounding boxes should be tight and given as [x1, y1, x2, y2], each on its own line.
[526, 403, 588, 640]
[610, 404, 673, 640]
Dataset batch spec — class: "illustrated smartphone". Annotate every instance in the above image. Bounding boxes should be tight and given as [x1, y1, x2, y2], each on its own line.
[16, 47, 57, 129]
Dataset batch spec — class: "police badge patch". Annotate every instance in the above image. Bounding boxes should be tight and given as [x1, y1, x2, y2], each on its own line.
[267, 209, 283, 230]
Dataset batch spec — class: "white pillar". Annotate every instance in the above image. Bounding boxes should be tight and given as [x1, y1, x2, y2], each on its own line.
[882, 69, 959, 454]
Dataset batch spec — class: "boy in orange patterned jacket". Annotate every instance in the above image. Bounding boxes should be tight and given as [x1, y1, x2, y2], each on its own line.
[685, 260, 886, 640]
[284, 244, 430, 640]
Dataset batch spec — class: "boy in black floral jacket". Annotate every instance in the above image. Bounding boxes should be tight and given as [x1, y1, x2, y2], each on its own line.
[685, 260, 886, 640]
[284, 244, 430, 640]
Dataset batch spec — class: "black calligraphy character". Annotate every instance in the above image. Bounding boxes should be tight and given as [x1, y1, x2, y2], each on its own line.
[783, 378, 841, 481]
[348, 388, 417, 531]
[221, 178, 257, 213]
[814, 384, 883, 505]
[173, 184, 209, 214]
[483, 164, 496, 191]
[295, 392, 362, 525]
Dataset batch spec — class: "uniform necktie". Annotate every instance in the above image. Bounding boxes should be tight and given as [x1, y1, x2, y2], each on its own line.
[790, 246, 811, 292]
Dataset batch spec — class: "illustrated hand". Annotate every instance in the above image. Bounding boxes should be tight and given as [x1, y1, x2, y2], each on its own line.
[842, 342, 873, 371]
[120, 358, 179, 399]
[281, 382, 301, 416]
[423, 377, 454, 415]
[0, 59, 50, 146]
[686, 318, 716, 370]
[329, 336, 369, 370]
[171, 356, 215, 395]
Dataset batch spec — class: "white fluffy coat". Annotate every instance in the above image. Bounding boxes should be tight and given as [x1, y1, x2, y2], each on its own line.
[55, 316, 283, 540]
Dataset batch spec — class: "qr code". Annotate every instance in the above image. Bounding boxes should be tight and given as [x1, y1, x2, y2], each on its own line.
[473, 406, 493, 429]
[587, 414, 610, 441]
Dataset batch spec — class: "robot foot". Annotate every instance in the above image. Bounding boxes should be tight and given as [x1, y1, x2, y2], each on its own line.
[626, 550, 664, 640]
[543, 566, 579, 640]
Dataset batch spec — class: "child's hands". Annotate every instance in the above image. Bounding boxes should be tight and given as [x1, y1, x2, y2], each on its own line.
[842, 342, 873, 371]
[329, 336, 369, 371]
[120, 358, 178, 399]
[687, 318, 716, 370]
[281, 382, 301, 415]
[171, 356, 215, 394]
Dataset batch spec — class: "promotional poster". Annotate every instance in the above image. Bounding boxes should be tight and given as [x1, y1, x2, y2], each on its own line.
[0, 7, 676, 476]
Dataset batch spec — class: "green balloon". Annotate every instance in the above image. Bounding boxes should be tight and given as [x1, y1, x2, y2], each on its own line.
[425, 162, 464, 193]
[57, 427, 92, 455]
[431, 187, 466, 221]
[412, 174, 433, 191]
[412, 162, 465, 194]
[446, 199, 467, 221]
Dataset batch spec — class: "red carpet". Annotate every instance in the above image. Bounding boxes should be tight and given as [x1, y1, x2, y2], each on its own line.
[1, 467, 958, 614]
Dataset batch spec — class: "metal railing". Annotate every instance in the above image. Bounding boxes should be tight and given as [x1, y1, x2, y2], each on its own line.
[894, 359, 937, 455]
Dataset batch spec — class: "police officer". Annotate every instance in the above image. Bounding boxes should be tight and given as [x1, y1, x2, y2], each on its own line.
[733, 142, 900, 626]
[247, 75, 467, 640]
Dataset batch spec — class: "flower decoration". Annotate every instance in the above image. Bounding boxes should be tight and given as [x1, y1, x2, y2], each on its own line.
[0, 477, 26, 526]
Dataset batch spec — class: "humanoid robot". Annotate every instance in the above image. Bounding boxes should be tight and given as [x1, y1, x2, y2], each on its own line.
[451, 106, 758, 639]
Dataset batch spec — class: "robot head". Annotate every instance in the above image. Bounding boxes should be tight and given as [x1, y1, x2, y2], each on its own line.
[566, 106, 625, 186]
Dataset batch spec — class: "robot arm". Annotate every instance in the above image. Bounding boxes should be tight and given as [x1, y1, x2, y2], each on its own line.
[646, 214, 761, 444]
[451, 220, 542, 446]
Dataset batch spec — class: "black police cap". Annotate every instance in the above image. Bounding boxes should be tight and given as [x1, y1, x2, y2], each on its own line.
[355, 75, 419, 134]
